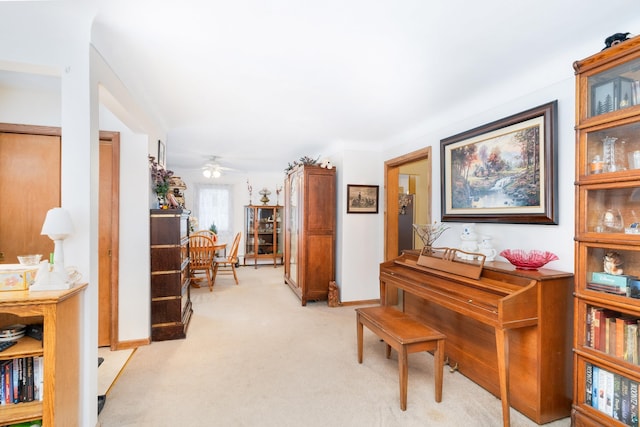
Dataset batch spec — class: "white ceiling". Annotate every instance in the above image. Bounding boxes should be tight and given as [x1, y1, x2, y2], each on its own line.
[10, 1, 640, 179]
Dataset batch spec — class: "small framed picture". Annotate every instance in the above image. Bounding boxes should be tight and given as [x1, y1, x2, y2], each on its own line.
[347, 184, 379, 214]
[157, 140, 166, 168]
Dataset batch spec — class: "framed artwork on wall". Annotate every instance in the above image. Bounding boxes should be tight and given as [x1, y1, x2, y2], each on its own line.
[157, 139, 166, 168]
[347, 184, 379, 214]
[441, 100, 558, 224]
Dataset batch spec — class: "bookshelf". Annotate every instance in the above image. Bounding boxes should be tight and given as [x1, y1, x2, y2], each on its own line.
[0, 285, 86, 426]
[150, 209, 192, 341]
[573, 35, 640, 426]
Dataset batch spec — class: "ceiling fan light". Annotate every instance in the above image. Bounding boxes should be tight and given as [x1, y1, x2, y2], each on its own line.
[212, 169, 221, 178]
[203, 168, 212, 178]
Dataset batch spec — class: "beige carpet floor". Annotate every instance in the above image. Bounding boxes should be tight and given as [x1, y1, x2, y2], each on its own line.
[97, 265, 572, 427]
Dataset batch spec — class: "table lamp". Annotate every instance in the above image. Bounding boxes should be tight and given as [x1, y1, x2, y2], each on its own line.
[31, 207, 74, 291]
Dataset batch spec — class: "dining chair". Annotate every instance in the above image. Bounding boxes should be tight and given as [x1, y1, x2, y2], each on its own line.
[188, 234, 216, 291]
[191, 229, 218, 242]
[213, 232, 242, 285]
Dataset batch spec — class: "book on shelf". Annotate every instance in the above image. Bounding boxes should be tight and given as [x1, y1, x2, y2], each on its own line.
[11, 358, 18, 404]
[587, 282, 628, 295]
[590, 307, 603, 350]
[607, 316, 617, 354]
[631, 380, 639, 426]
[4, 359, 12, 405]
[627, 323, 639, 364]
[617, 317, 636, 359]
[26, 356, 33, 402]
[0, 356, 42, 406]
[34, 355, 43, 401]
[591, 272, 634, 288]
[592, 364, 599, 409]
[622, 376, 631, 424]
[586, 362, 593, 405]
[598, 367, 608, 411]
[588, 273, 640, 299]
[586, 306, 640, 363]
[614, 375, 623, 421]
[630, 279, 640, 299]
[586, 363, 640, 424]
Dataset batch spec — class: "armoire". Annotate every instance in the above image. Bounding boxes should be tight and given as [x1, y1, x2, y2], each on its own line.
[284, 164, 336, 306]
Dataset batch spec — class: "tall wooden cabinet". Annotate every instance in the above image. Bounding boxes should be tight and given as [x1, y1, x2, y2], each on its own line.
[573, 35, 640, 426]
[243, 205, 283, 268]
[150, 209, 192, 341]
[0, 284, 86, 426]
[284, 165, 336, 306]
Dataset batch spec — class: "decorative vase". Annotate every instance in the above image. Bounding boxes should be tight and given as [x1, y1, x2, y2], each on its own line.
[156, 194, 166, 209]
[478, 235, 497, 261]
[458, 223, 478, 260]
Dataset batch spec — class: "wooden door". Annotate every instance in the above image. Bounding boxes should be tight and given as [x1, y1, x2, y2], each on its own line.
[0, 127, 60, 264]
[98, 132, 120, 348]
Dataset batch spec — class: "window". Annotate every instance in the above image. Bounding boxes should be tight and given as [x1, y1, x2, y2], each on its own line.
[194, 184, 233, 241]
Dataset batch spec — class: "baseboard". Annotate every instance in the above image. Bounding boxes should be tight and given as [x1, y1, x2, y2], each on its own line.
[112, 337, 150, 351]
[339, 299, 379, 307]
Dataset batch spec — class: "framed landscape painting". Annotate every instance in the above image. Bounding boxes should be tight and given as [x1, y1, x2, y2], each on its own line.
[441, 101, 558, 224]
[347, 184, 379, 213]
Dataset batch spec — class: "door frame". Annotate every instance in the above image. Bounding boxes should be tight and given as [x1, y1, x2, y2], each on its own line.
[384, 146, 432, 261]
[99, 131, 121, 349]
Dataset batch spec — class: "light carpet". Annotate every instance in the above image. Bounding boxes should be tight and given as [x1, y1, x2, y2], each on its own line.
[97, 265, 572, 427]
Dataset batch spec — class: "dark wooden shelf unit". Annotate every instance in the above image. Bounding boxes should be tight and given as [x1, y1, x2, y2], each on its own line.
[150, 208, 192, 341]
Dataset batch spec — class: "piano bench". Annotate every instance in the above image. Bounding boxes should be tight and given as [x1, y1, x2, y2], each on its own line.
[356, 306, 445, 410]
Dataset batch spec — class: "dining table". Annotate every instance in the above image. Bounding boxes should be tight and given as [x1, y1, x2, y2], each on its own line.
[190, 241, 227, 288]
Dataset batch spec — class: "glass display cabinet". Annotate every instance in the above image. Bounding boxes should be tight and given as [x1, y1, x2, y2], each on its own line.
[573, 35, 640, 427]
[244, 205, 283, 268]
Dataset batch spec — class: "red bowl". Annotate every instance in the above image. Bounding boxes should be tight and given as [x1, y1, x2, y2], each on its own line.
[499, 249, 558, 270]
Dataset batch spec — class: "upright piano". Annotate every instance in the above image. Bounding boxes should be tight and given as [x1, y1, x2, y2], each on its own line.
[380, 251, 573, 426]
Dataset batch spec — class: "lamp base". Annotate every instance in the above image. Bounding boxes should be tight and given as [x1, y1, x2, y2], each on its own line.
[30, 270, 74, 291]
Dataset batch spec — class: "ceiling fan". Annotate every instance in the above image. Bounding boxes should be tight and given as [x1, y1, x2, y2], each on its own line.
[201, 156, 236, 179]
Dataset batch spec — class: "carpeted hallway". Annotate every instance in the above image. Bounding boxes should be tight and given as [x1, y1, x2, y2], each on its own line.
[97, 265, 571, 427]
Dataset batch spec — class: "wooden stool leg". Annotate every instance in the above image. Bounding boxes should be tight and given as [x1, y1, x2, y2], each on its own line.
[398, 346, 408, 411]
[357, 314, 364, 364]
[434, 339, 444, 402]
[386, 344, 392, 359]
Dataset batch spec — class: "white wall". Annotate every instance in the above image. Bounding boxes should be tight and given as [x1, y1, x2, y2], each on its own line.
[99, 105, 151, 342]
[381, 79, 576, 273]
[335, 149, 383, 301]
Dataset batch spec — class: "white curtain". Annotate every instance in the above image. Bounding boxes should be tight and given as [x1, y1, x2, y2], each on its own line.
[194, 184, 233, 242]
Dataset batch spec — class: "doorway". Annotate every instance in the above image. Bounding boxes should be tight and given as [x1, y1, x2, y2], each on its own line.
[384, 146, 432, 261]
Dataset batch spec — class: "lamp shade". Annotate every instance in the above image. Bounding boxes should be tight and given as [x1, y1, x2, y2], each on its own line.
[203, 166, 221, 178]
[41, 208, 74, 239]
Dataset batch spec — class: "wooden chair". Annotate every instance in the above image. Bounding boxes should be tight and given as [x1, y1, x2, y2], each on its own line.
[191, 229, 218, 242]
[188, 234, 216, 291]
[213, 232, 242, 285]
